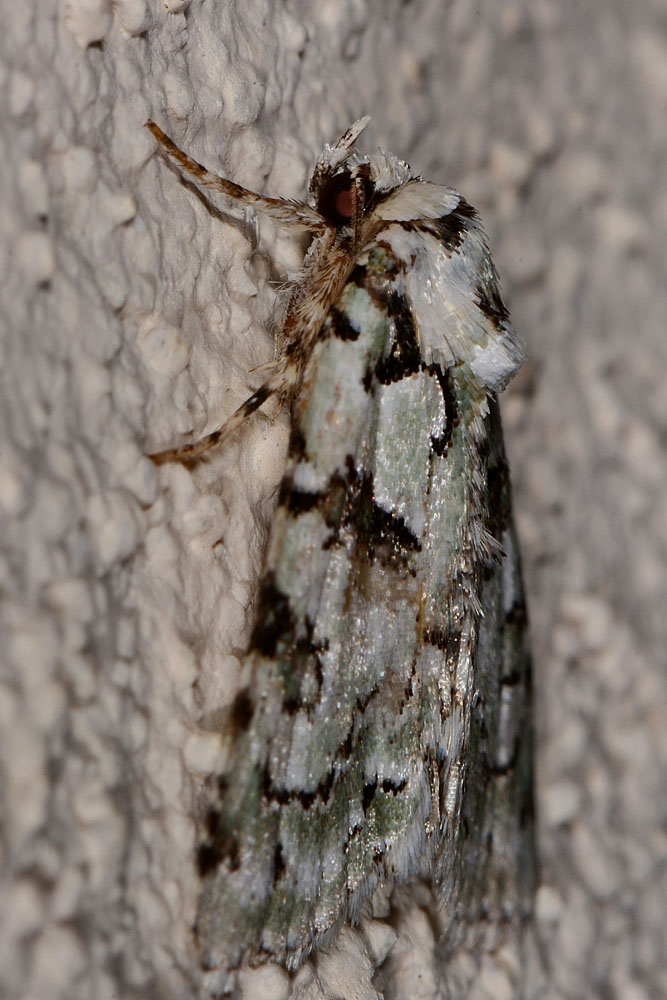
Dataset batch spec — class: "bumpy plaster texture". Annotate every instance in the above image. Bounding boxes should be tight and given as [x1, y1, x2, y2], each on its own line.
[1, 1, 666, 998]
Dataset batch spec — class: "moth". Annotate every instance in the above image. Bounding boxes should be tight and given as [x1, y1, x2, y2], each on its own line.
[146, 118, 535, 977]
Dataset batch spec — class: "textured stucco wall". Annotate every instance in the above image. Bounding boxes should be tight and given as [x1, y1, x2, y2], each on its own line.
[1, 1, 665, 998]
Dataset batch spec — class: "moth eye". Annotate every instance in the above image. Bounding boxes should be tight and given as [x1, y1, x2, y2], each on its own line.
[317, 171, 354, 226]
[317, 171, 374, 227]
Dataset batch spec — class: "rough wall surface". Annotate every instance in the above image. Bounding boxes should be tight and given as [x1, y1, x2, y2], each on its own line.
[1, 1, 665, 998]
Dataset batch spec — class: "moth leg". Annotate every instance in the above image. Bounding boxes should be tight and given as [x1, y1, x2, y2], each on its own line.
[145, 121, 325, 233]
[149, 357, 298, 465]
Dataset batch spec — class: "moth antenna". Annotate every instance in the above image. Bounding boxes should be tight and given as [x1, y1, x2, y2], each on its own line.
[332, 115, 371, 153]
[145, 121, 326, 233]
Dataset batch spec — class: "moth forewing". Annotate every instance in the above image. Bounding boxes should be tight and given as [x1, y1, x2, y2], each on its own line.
[146, 118, 534, 980]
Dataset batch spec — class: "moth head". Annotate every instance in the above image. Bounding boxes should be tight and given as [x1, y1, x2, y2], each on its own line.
[309, 117, 413, 229]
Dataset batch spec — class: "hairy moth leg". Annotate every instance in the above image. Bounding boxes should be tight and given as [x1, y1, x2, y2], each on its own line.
[149, 358, 297, 465]
[145, 120, 370, 465]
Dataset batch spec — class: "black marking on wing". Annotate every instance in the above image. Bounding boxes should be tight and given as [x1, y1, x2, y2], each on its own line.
[428, 364, 459, 457]
[248, 573, 295, 658]
[374, 290, 421, 384]
[349, 263, 369, 288]
[425, 197, 479, 253]
[261, 760, 336, 810]
[278, 480, 321, 514]
[396, 197, 478, 254]
[362, 777, 409, 814]
[249, 569, 328, 712]
[350, 245, 405, 288]
[361, 482, 421, 566]
[362, 368, 375, 394]
[476, 282, 510, 330]
[328, 305, 360, 341]
[423, 626, 463, 677]
[197, 842, 220, 878]
[344, 262, 426, 387]
[288, 423, 307, 461]
[323, 456, 421, 569]
[277, 468, 347, 527]
[273, 841, 286, 879]
[484, 415, 513, 542]
[278, 457, 421, 570]
[250, 451, 422, 724]
[423, 625, 460, 656]
[281, 617, 327, 715]
[197, 810, 240, 877]
[229, 687, 254, 733]
[204, 807, 220, 838]
[361, 782, 376, 812]
[355, 683, 379, 715]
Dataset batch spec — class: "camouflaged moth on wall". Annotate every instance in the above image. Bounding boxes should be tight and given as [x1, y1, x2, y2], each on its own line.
[146, 117, 535, 978]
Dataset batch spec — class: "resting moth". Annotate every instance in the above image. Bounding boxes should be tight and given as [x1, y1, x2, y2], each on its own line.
[146, 117, 535, 979]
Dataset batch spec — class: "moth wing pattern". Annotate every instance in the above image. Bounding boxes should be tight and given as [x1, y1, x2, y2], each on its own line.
[146, 118, 535, 979]
[195, 264, 533, 970]
[443, 399, 535, 949]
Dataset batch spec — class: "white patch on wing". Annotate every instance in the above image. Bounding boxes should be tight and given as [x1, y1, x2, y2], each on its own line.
[374, 180, 460, 222]
[382, 226, 525, 391]
[372, 370, 445, 536]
